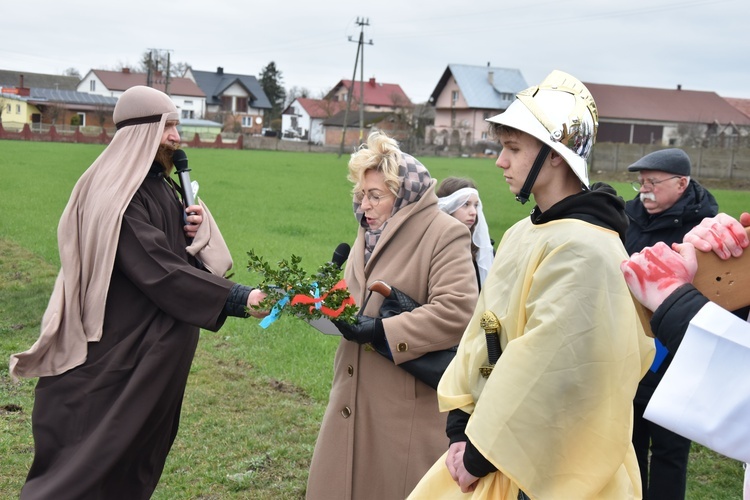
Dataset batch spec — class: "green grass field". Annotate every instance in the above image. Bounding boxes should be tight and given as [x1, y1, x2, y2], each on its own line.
[0, 140, 746, 498]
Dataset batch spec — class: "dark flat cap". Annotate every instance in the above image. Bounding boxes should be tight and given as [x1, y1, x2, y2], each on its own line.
[628, 148, 691, 176]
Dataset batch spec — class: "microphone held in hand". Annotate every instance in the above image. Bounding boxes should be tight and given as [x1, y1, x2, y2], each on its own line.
[172, 149, 195, 209]
[331, 243, 350, 269]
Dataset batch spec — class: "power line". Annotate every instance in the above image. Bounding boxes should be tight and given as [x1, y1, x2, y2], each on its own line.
[338, 17, 374, 157]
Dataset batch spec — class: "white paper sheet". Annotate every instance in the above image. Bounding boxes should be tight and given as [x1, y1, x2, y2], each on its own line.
[645, 302, 750, 463]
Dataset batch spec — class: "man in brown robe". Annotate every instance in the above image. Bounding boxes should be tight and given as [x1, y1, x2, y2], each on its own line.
[10, 86, 266, 499]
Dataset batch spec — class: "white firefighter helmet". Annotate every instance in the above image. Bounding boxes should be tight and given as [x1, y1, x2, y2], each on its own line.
[486, 70, 598, 186]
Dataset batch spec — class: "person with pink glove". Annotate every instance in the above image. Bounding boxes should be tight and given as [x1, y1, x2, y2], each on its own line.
[621, 212, 750, 497]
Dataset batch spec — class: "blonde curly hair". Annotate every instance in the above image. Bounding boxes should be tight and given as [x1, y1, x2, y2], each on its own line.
[348, 131, 402, 197]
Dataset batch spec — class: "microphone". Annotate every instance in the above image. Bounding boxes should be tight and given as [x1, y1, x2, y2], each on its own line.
[331, 243, 350, 269]
[172, 149, 195, 209]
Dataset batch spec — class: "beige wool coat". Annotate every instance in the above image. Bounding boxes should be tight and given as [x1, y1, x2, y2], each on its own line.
[306, 182, 478, 500]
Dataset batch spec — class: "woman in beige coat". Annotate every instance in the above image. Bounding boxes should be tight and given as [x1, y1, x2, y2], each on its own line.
[306, 132, 478, 499]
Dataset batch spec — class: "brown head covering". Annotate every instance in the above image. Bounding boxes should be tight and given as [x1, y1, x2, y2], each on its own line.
[10, 86, 231, 380]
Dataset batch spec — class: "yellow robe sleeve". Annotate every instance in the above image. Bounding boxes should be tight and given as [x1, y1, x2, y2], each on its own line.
[414, 219, 654, 499]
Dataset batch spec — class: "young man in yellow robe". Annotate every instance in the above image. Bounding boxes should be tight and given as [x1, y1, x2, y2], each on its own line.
[409, 71, 655, 499]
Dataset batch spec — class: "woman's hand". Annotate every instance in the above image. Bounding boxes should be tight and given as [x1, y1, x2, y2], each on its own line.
[333, 316, 384, 344]
[184, 204, 203, 239]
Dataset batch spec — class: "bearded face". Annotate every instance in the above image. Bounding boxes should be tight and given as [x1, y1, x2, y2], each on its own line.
[154, 144, 178, 173]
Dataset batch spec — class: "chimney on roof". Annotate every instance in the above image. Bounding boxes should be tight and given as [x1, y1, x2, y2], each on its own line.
[122, 68, 130, 74]
[14, 75, 30, 97]
[487, 62, 490, 67]
[677, 84, 682, 91]
[488, 71, 494, 85]
[217, 67, 224, 75]
[369, 77, 376, 86]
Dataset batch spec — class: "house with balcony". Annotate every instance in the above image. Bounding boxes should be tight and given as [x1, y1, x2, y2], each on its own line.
[78, 68, 206, 121]
[427, 64, 528, 150]
[187, 67, 271, 135]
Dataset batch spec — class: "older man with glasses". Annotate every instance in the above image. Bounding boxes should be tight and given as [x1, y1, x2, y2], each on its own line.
[625, 147, 718, 500]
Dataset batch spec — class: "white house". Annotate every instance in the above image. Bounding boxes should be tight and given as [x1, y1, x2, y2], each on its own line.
[281, 97, 346, 144]
[78, 68, 206, 120]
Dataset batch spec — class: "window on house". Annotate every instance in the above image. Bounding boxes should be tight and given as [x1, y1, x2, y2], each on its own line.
[181, 110, 194, 119]
[16, 104, 21, 114]
[184, 100, 193, 106]
[77, 112, 86, 126]
[241, 116, 254, 127]
[221, 95, 233, 112]
[451, 109, 456, 127]
[90, 80, 96, 91]
[481, 132, 488, 140]
[5, 104, 10, 113]
[236, 97, 248, 112]
[452, 91, 458, 104]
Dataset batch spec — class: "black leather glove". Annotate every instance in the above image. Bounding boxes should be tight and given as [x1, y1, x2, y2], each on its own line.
[333, 316, 385, 344]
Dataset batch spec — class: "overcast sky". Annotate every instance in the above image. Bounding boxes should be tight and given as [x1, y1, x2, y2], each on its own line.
[3, 0, 748, 103]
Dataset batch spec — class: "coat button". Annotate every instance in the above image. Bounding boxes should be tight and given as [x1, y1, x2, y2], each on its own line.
[341, 406, 352, 418]
[347, 365, 354, 376]
[397, 342, 408, 352]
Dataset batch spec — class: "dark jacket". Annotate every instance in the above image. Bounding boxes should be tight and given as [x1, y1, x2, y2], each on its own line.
[624, 179, 718, 403]
[625, 179, 718, 255]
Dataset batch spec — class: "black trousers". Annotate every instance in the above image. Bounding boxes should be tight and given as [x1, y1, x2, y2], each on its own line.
[633, 402, 692, 500]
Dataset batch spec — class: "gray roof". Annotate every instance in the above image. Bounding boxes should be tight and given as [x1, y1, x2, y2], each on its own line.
[29, 88, 118, 106]
[0, 69, 79, 91]
[190, 68, 272, 109]
[430, 64, 528, 109]
[180, 118, 223, 128]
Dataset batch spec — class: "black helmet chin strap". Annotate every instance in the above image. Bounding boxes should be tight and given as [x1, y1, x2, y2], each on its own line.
[515, 144, 551, 204]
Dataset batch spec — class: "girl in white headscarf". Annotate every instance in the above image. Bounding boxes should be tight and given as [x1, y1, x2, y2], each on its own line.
[437, 177, 494, 288]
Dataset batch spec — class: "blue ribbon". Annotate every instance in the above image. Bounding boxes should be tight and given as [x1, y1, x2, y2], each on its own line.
[259, 294, 290, 329]
[312, 282, 321, 310]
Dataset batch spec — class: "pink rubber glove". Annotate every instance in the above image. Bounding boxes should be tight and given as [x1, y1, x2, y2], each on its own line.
[621, 242, 698, 312]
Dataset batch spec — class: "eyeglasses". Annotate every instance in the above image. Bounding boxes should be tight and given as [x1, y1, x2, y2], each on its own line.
[631, 175, 681, 191]
[354, 190, 393, 206]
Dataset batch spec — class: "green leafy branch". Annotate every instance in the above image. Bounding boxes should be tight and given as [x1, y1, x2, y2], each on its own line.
[247, 249, 358, 324]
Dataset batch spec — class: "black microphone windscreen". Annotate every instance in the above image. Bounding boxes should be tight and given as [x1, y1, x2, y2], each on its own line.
[332, 243, 350, 268]
[172, 149, 188, 171]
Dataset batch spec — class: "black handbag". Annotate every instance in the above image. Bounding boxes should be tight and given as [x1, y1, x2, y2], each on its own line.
[365, 280, 458, 390]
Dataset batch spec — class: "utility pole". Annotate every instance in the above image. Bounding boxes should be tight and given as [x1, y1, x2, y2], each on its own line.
[338, 17, 373, 157]
[146, 48, 173, 94]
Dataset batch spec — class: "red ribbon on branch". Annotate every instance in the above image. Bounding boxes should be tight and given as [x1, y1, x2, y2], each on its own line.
[290, 279, 355, 318]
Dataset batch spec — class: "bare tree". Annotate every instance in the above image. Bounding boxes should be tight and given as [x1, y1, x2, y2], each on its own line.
[676, 122, 707, 148]
[43, 102, 65, 126]
[286, 86, 311, 107]
[93, 103, 110, 131]
[138, 50, 190, 78]
[63, 67, 82, 79]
